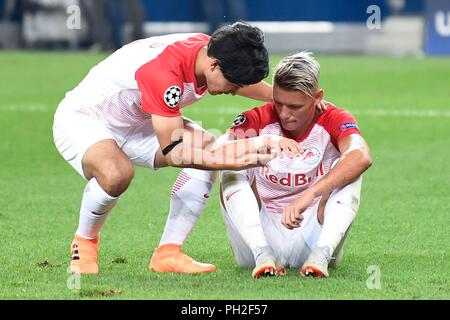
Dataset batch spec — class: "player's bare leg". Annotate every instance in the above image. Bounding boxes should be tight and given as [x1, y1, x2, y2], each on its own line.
[71, 139, 134, 274]
[150, 121, 217, 274]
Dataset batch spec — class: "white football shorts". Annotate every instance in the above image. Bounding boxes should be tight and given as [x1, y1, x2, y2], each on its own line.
[52, 110, 161, 179]
[221, 201, 323, 269]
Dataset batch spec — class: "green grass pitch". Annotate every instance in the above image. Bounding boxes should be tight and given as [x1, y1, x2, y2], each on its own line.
[0, 52, 449, 300]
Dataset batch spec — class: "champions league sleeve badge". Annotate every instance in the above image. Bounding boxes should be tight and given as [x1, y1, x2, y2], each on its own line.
[339, 122, 359, 131]
[231, 114, 246, 127]
[164, 86, 181, 108]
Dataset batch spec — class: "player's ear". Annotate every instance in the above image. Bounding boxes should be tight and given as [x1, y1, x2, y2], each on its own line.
[314, 89, 324, 105]
[210, 59, 220, 71]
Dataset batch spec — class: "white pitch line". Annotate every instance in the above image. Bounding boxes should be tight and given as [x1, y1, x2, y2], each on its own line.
[189, 107, 450, 118]
[0, 104, 52, 111]
[351, 109, 450, 118]
[1, 104, 449, 118]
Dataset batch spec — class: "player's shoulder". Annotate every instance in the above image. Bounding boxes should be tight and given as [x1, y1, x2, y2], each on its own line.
[233, 103, 278, 128]
[184, 33, 211, 42]
[135, 32, 209, 78]
[229, 103, 278, 138]
[317, 102, 357, 123]
[316, 101, 361, 141]
[162, 33, 210, 49]
[171, 32, 210, 41]
[144, 32, 210, 44]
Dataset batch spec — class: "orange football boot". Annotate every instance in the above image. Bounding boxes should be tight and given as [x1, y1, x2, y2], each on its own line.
[149, 244, 216, 274]
[300, 265, 328, 278]
[70, 235, 99, 274]
[252, 259, 286, 279]
[299, 246, 331, 278]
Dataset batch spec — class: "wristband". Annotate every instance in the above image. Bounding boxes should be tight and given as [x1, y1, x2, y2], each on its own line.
[162, 138, 183, 156]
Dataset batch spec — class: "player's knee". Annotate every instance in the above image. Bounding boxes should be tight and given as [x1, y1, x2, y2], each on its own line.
[221, 171, 246, 188]
[98, 160, 135, 196]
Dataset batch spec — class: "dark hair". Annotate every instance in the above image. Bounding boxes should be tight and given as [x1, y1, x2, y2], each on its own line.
[207, 22, 269, 85]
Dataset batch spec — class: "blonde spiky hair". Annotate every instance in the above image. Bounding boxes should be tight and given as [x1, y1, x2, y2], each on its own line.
[274, 51, 320, 97]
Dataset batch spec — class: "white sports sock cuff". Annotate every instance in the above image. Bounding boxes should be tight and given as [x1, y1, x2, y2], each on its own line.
[89, 178, 118, 203]
[182, 168, 217, 183]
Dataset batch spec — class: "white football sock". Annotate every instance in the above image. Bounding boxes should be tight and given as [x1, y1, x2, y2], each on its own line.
[75, 178, 118, 240]
[159, 169, 216, 246]
[315, 176, 362, 257]
[221, 171, 269, 260]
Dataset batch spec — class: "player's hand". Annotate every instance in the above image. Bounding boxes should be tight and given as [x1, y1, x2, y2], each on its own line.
[315, 100, 328, 113]
[282, 191, 315, 229]
[278, 138, 304, 159]
[263, 135, 303, 158]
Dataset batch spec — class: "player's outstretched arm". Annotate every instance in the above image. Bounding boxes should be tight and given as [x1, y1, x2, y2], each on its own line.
[282, 134, 372, 229]
[236, 81, 329, 115]
[308, 134, 372, 198]
[151, 115, 300, 170]
[236, 81, 273, 102]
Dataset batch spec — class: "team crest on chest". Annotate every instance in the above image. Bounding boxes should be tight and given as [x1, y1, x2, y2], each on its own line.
[164, 86, 181, 108]
[302, 147, 322, 165]
[231, 114, 246, 127]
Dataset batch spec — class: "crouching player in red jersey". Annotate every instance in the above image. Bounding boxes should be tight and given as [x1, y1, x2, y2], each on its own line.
[220, 52, 373, 278]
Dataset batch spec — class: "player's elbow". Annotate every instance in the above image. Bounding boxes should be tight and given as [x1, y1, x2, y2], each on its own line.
[359, 150, 373, 171]
[362, 156, 372, 172]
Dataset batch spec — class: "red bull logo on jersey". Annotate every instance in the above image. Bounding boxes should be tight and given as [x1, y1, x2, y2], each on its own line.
[302, 147, 322, 166]
[260, 162, 325, 188]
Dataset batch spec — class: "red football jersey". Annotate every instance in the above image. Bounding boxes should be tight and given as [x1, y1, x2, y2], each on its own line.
[58, 33, 210, 128]
[229, 102, 361, 214]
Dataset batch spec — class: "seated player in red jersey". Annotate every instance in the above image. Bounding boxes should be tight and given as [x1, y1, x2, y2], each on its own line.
[220, 52, 373, 278]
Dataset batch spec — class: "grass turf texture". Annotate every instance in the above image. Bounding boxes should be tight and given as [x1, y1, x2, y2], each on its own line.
[0, 52, 449, 300]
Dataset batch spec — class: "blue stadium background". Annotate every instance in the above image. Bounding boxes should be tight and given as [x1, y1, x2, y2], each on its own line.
[0, 0, 425, 23]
